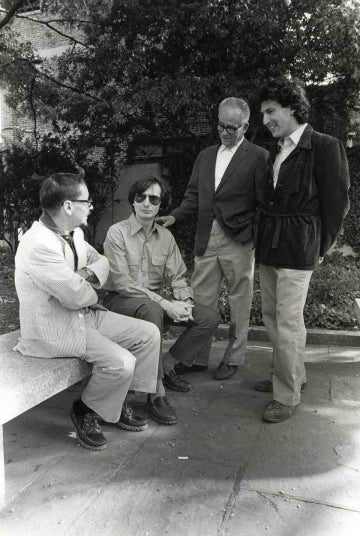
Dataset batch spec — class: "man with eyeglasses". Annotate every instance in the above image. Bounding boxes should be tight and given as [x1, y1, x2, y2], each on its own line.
[103, 177, 220, 425]
[14, 170, 161, 450]
[158, 97, 272, 381]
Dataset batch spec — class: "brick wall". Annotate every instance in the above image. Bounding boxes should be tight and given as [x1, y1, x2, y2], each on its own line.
[0, 7, 84, 145]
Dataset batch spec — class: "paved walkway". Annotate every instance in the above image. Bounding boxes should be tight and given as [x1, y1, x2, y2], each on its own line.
[1, 340, 360, 536]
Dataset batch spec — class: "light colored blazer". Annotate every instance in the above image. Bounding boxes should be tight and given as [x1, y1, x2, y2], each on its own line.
[14, 221, 109, 358]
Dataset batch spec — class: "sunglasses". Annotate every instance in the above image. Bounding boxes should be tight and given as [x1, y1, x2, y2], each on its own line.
[134, 193, 161, 206]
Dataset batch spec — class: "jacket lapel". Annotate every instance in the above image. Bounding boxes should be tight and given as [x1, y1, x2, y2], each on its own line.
[73, 228, 87, 270]
[203, 145, 219, 195]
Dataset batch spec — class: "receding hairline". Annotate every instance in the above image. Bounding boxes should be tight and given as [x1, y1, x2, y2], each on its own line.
[218, 97, 250, 122]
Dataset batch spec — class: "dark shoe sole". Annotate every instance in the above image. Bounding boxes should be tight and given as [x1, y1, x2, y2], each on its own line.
[70, 412, 107, 451]
[148, 410, 178, 426]
[118, 421, 148, 432]
[174, 364, 208, 374]
[213, 368, 238, 380]
[163, 378, 192, 392]
[262, 408, 297, 423]
[255, 380, 307, 393]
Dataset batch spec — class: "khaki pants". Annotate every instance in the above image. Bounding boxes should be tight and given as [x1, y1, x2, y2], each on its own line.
[81, 309, 160, 422]
[191, 221, 255, 366]
[259, 265, 313, 406]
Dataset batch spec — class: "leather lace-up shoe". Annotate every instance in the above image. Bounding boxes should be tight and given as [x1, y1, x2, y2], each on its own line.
[255, 379, 307, 393]
[262, 400, 299, 423]
[213, 362, 238, 380]
[163, 370, 192, 392]
[70, 409, 107, 451]
[118, 403, 148, 432]
[147, 395, 177, 425]
[174, 363, 208, 374]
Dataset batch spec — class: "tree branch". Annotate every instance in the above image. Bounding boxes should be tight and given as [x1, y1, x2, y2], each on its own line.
[12, 12, 89, 47]
[0, 0, 27, 29]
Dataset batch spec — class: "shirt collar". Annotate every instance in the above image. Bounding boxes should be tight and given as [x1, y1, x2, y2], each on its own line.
[278, 123, 308, 149]
[219, 136, 244, 154]
[128, 213, 159, 237]
[39, 211, 74, 238]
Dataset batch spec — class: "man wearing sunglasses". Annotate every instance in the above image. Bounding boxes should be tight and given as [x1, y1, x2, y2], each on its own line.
[158, 98, 272, 381]
[14, 170, 161, 451]
[103, 177, 220, 425]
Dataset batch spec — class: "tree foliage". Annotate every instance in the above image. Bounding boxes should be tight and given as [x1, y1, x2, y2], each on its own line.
[1, 1, 360, 253]
[1, 0, 360, 161]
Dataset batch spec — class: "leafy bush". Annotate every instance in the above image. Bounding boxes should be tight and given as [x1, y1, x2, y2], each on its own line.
[304, 253, 360, 330]
[216, 253, 360, 330]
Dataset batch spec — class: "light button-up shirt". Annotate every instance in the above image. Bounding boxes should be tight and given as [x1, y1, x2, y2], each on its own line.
[103, 214, 193, 303]
[273, 123, 308, 186]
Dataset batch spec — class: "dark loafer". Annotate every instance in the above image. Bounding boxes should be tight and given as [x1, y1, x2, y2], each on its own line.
[213, 362, 238, 380]
[174, 363, 208, 374]
[255, 379, 307, 393]
[262, 400, 299, 423]
[163, 370, 192, 392]
[70, 410, 107, 451]
[147, 395, 177, 425]
[118, 403, 148, 432]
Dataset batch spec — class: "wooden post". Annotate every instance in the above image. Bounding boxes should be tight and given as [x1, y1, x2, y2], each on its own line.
[354, 298, 360, 325]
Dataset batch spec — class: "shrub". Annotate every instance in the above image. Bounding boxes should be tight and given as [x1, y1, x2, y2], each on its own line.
[216, 253, 359, 330]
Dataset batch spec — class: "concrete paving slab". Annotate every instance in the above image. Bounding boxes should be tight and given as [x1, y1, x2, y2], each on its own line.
[241, 402, 360, 512]
[1, 340, 360, 536]
[227, 490, 360, 536]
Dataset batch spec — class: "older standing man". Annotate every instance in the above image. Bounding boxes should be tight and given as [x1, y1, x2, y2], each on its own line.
[159, 97, 272, 380]
[256, 78, 350, 423]
[14, 171, 160, 450]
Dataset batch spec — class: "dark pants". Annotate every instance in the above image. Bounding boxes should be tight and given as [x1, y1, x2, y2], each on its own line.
[103, 293, 220, 379]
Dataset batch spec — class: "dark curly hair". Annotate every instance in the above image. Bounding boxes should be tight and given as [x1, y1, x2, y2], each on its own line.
[128, 176, 171, 214]
[258, 77, 310, 124]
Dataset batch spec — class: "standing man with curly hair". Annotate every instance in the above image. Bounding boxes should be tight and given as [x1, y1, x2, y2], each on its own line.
[256, 78, 350, 422]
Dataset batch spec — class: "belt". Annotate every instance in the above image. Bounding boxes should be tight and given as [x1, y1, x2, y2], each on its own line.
[257, 208, 320, 249]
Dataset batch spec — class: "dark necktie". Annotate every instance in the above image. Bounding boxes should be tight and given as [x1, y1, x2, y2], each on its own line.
[62, 233, 78, 271]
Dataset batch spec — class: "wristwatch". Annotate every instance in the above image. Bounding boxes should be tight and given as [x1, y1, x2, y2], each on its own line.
[83, 267, 93, 279]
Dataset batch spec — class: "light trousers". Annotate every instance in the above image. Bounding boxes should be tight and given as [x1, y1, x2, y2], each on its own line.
[81, 309, 160, 422]
[191, 221, 255, 366]
[259, 265, 313, 406]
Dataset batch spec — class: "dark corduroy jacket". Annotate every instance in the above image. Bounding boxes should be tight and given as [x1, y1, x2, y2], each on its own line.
[171, 138, 272, 256]
[255, 125, 350, 270]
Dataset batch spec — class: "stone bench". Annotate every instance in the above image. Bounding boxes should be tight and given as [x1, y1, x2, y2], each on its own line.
[0, 330, 92, 504]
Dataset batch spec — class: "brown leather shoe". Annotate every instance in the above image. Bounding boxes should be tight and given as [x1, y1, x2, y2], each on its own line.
[70, 410, 107, 451]
[163, 370, 192, 392]
[262, 400, 299, 423]
[213, 362, 238, 380]
[118, 403, 148, 432]
[147, 395, 177, 425]
[255, 379, 307, 393]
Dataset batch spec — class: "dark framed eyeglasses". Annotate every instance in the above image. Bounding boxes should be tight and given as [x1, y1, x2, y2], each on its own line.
[134, 193, 161, 206]
[217, 122, 243, 135]
[68, 199, 93, 207]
